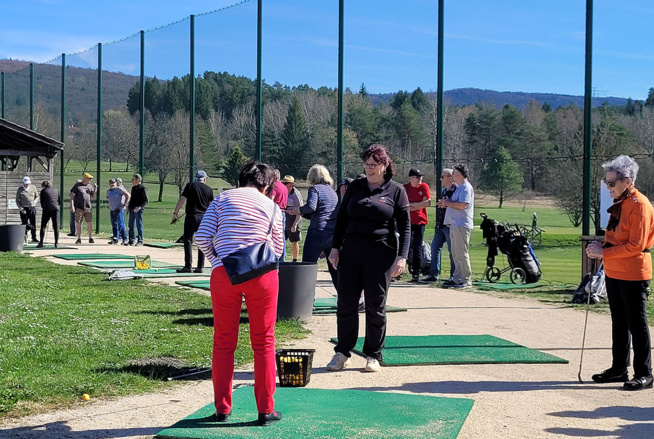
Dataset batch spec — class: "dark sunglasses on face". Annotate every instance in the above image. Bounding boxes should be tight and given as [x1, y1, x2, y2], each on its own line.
[603, 178, 624, 188]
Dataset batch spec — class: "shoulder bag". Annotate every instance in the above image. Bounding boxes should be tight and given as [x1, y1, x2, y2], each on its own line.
[221, 205, 279, 285]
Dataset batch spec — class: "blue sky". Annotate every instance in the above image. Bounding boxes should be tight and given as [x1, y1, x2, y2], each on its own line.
[1, 0, 653, 99]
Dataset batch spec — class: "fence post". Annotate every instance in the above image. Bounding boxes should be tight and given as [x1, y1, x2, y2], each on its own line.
[96, 43, 103, 234]
[189, 14, 196, 183]
[60, 54, 66, 226]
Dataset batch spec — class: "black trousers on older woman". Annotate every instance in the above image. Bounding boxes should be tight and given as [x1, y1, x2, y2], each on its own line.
[334, 236, 397, 361]
[605, 276, 652, 378]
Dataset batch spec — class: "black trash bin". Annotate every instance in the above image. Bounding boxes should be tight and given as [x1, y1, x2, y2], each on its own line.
[0, 224, 27, 252]
[277, 262, 318, 322]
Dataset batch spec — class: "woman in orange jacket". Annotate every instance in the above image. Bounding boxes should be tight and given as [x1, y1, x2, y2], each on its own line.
[587, 155, 654, 390]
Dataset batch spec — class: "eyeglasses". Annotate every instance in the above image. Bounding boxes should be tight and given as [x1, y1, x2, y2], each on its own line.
[603, 178, 624, 188]
[362, 161, 380, 170]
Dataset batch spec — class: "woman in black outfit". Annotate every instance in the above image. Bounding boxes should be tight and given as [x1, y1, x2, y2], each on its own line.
[326, 144, 411, 373]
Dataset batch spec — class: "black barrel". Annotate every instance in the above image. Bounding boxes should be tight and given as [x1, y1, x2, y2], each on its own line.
[277, 262, 318, 322]
[0, 225, 27, 252]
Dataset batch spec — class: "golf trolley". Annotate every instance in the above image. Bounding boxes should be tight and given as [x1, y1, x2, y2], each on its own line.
[479, 213, 542, 284]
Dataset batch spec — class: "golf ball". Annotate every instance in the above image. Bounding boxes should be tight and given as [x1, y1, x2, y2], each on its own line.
[82, 394, 90, 401]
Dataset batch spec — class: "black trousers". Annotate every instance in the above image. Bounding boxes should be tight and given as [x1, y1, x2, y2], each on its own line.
[20, 207, 37, 240]
[605, 275, 652, 377]
[334, 236, 397, 360]
[183, 214, 205, 269]
[410, 224, 425, 273]
[39, 210, 60, 245]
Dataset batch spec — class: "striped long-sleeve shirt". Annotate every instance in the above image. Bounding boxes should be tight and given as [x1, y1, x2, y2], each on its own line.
[196, 187, 285, 269]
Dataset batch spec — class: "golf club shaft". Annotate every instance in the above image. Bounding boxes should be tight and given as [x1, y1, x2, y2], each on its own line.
[578, 261, 603, 383]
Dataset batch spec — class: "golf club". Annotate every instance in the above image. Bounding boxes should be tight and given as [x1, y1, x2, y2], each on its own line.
[171, 212, 186, 225]
[578, 261, 603, 384]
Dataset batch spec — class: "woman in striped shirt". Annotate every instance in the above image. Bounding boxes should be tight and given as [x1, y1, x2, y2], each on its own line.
[196, 162, 285, 426]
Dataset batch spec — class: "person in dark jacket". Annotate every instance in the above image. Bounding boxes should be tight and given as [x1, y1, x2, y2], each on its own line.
[37, 180, 61, 248]
[127, 174, 148, 246]
[172, 170, 214, 273]
[326, 144, 411, 373]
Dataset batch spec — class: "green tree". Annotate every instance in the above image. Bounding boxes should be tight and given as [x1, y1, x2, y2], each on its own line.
[645, 87, 654, 108]
[221, 145, 249, 187]
[278, 95, 311, 176]
[480, 145, 523, 208]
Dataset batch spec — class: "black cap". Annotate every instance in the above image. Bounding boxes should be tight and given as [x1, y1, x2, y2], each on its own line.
[409, 168, 424, 177]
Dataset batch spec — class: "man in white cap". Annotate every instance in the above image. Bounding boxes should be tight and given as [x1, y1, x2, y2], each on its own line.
[173, 170, 214, 273]
[16, 176, 39, 242]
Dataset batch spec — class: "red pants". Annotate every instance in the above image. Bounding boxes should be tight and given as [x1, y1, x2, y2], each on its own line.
[211, 266, 279, 415]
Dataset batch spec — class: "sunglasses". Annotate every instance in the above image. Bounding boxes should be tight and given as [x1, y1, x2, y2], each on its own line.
[603, 178, 624, 188]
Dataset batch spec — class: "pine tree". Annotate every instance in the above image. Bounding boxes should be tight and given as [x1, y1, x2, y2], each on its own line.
[480, 145, 523, 208]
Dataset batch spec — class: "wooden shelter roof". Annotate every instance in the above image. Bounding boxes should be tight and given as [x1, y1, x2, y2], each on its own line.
[0, 118, 63, 159]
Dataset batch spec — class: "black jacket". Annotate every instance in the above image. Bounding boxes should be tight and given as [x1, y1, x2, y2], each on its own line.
[40, 186, 61, 211]
[128, 184, 149, 210]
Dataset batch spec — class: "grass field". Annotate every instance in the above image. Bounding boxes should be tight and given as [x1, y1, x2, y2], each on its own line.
[0, 253, 308, 418]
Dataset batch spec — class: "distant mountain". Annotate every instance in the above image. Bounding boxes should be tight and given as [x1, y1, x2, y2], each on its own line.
[369, 87, 630, 109]
[0, 59, 631, 121]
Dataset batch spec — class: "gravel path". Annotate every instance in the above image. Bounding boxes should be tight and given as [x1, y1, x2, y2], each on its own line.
[2, 236, 653, 438]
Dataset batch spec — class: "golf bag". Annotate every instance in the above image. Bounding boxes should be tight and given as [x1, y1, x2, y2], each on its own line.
[572, 264, 606, 304]
[407, 240, 432, 275]
[480, 213, 542, 283]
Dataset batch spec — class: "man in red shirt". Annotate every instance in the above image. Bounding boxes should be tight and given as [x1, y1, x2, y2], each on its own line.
[404, 168, 431, 282]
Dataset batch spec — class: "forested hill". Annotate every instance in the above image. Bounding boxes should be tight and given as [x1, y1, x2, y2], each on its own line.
[370, 88, 629, 109]
[1, 59, 630, 116]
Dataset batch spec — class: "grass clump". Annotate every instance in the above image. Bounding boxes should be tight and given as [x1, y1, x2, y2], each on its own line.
[0, 253, 308, 417]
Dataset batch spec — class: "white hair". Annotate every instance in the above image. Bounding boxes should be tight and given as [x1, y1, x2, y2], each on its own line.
[602, 155, 639, 184]
[442, 168, 454, 176]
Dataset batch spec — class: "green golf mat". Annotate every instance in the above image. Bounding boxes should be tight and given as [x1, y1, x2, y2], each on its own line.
[313, 297, 407, 314]
[53, 253, 135, 260]
[329, 334, 568, 366]
[137, 269, 210, 278]
[144, 242, 183, 248]
[78, 260, 180, 269]
[156, 386, 473, 439]
[176, 280, 211, 290]
[472, 281, 544, 290]
[23, 244, 77, 250]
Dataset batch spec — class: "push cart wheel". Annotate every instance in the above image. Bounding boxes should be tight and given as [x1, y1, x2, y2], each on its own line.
[510, 268, 526, 284]
[485, 267, 502, 283]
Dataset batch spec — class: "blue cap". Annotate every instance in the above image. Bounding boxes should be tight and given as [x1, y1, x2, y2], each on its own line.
[195, 170, 207, 181]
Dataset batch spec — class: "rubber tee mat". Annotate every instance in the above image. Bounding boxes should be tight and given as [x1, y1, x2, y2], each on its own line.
[78, 260, 180, 269]
[156, 386, 473, 439]
[176, 280, 211, 289]
[53, 253, 135, 260]
[144, 242, 183, 248]
[23, 244, 77, 250]
[329, 334, 568, 366]
[313, 297, 407, 314]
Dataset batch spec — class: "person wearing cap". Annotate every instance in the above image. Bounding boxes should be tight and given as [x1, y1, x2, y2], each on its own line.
[439, 164, 475, 288]
[404, 168, 431, 282]
[425, 168, 457, 282]
[37, 180, 61, 248]
[281, 175, 303, 262]
[173, 170, 214, 272]
[70, 172, 98, 244]
[16, 176, 39, 243]
[107, 178, 130, 245]
[127, 174, 149, 246]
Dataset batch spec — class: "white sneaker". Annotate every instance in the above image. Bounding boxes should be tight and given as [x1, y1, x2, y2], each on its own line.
[326, 352, 350, 371]
[365, 357, 381, 372]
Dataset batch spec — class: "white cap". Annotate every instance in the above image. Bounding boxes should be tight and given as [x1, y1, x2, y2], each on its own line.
[23, 177, 30, 184]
